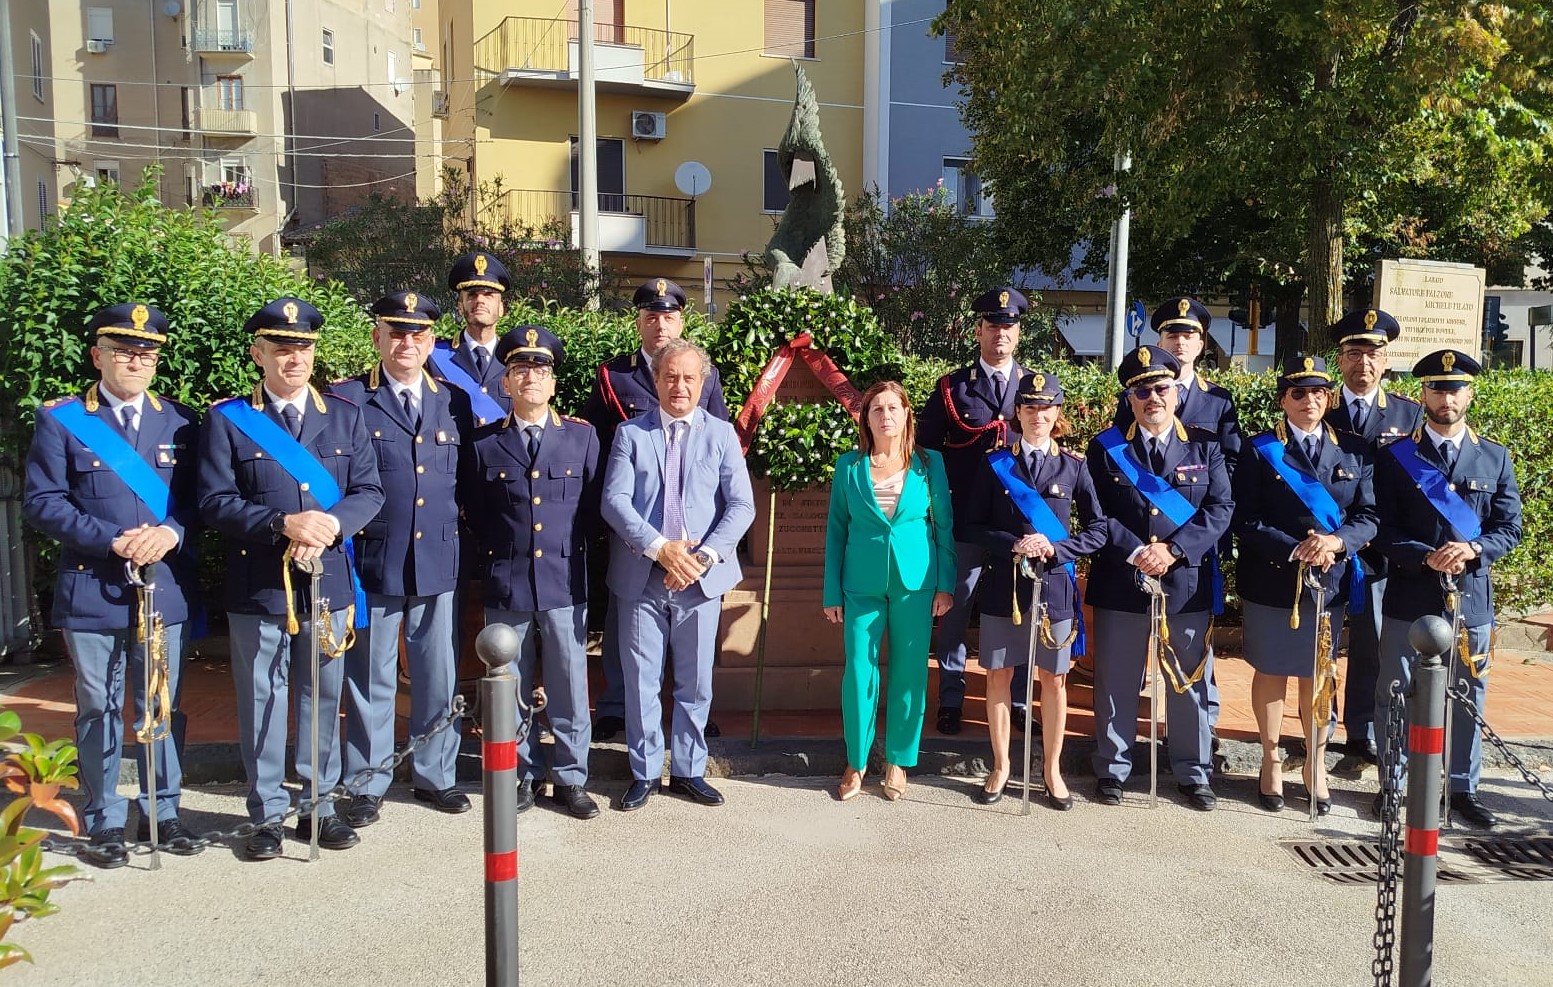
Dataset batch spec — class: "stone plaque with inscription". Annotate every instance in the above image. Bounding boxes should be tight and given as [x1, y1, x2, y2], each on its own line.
[1372, 260, 1485, 367]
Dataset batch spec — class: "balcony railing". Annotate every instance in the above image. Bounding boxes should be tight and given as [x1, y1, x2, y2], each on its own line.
[196, 107, 258, 135]
[191, 27, 254, 55]
[203, 187, 257, 209]
[485, 189, 695, 253]
[474, 16, 693, 91]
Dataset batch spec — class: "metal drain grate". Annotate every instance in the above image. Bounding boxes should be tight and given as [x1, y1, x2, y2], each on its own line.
[1281, 839, 1482, 885]
[1460, 837, 1553, 880]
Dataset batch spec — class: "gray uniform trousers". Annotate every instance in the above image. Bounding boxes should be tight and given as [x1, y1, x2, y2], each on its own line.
[1091, 608, 1214, 787]
[619, 580, 720, 780]
[343, 591, 460, 797]
[486, 604, 593, 786]
[62, 624, 188, 833]
[932, 540, 985, 710]
[1377, 617, 1488, 794]
[1343, 574, 1387, 750]
[595, 601, 627, 719]
[227, 611, 349, 823]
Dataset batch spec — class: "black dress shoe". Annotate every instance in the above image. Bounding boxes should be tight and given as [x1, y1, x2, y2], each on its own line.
[667, 775, 725, 806]
[705, 720, 721, 739]
[1009, 711, 1025, 732]
[244, 825, 284, 861]
[515, 780, 536, 814]
[618, 779, 659, 811]
[549, 784, 600, 819]
[84, 828, 129, 869]
[342, 794, 383, 828]
[1352, 739, 1380, 765]
[1316, 796, 1333, 818]
[413, 787, 472, 814]
[972, 784, 1005, 805]
[1046, 790, 1075, 811]
[1450, 792, 1498, 829]
[294, 815, 360, 850]
[1095, 779, 1124, 806]
[936, 706, 963, 735]
[1258, 791, 1285, 813]
[593, 715, 626, 742]
[1178, 783, 1218, 812]
[135, 817, 204, 856]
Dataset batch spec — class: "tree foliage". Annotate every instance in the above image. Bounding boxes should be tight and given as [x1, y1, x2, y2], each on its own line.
[941, 0, 1553, 353]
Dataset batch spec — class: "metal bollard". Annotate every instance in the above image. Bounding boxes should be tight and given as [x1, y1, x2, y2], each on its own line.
[477, 623, 523, 987]
[1399, 614, 1452, 987]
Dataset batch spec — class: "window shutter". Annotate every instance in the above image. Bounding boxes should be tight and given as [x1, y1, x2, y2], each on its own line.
[764, 0, 814, 58]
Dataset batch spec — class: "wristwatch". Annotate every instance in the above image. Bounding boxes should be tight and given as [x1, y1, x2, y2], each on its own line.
[693, 548, 715, 568]
[1468, 540, 1484, 558]
[269, 512, 288, 540]
[1167, 543, 1185, 561]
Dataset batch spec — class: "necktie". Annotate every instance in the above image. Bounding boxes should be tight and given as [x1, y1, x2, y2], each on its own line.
[1305, 435, 1320, 464]
[991, 370, 1006, 407]
[1351, 399, 1366, 432]
[474, 346, 489, 379]
[1027, 447, 1043, 477]
[663, 421, 687, 541]
[1148, 438, 1165, 475]
[120, 405, 138, 445]
[401, 389, 420, 430]
[281, 404, 302, 439]
[525, 425, 542, 462]
[1439, 440, 1456, 472]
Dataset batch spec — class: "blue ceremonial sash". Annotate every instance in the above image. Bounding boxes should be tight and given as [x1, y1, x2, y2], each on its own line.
[987, 449, 1086, 655]
[429, 341, 505, 424]
[1386, 438, 1483, 542]
[214, 399, 368, 626]
[1250, 431, 1366, 614]
[1094, 427, 1196, 527]
[47, 399, 169, 521]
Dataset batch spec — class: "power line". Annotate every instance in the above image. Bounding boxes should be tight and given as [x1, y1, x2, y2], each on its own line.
[14, 113, 446, 146]
[17, 133, 465, 161]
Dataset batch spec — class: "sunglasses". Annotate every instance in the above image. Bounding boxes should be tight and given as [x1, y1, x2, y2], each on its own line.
[1286, 386, 1330, 400]
[1129, 383, 1174, 400]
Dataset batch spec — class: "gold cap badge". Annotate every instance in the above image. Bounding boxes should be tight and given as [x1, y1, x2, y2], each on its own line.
[1303, 356, 1315, 372]
[999, 290, 1010, 308]
[1139, 347, 1151, 365]
[474, 254, 489, 276]
[404, 293, 418, 313]
[1364, 310, 1378, 330]
[1177, 299, 1191, 318]
[130, 304, 149, 332]
[525, 328, 538, 346]
[1032, 373, 1045, 391]
[282, 301, 299, 324]
[1442, 351, 1456, 372]
[655, 278, 667, 297]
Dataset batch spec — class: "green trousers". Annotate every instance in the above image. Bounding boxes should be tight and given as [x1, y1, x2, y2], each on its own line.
[840, 582, 935, 770]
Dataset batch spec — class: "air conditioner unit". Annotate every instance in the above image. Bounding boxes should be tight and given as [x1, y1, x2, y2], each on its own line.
[631, 110, 666, 141]
[86, 39, 110, 53]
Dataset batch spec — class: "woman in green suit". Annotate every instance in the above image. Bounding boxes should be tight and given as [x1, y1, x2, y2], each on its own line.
[823, 381, 957, 801]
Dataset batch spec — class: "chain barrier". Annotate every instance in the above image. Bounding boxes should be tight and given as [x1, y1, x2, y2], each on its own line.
[1372, 683, 1407, 987]
[1446, 683, 1553, 804]
[39, 693, 536, 863]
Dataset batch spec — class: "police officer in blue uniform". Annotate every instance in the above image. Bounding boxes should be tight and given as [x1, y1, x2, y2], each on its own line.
[579, 278, 729, 740]
[331, 292, 471, 827]
[198, 298, 384, 859]
[1373, 349, 1521, 829]
[24, 303, 202, 867]
[1323, 308, 1421, 766]
[1086, 346, 1232, 810]
[917, 287, 1029, 735]
[429, 252, 513, 427]
[466, 325, 602, 819]
[1233, 356, 1377, 815]
[961, 371, 1108, 809]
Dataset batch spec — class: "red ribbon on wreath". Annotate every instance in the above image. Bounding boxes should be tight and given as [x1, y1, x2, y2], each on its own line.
[734, 331, 863, 454]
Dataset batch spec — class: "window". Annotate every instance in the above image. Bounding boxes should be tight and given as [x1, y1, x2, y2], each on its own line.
[94, 160, 121, 185]
[180, 87, 192, 138]
[86, 7, 114, 44]
[413, 28, 425, 50]
[942, 157, 994, 218]
[568, 137, 626, 211]
[215, 0, 240, 48]
[30, 32, 43, 101]
[322, 28, 335, 64]
[373, 111, 381, 132]
[944, 28, 961, 64]
[216, 76, 243, 110]
[38, 180, 49, 220]
[219, 156, 251, 186]
[764, 0, 814, 58]
[762, 149, 790, 213]
[90, 84, 119, 138]
[387, 50, 399, 86]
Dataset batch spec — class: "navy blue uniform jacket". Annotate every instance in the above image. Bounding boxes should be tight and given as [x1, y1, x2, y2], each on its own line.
[963, 446, 1108, 621]
[197, 385, 385, 616]
[329, 366, 468, 597]
[916, 361, 1025, 539]
[464, 409, 601, 612]
[579, 349, 729, 450]
[24, 386, 200, 630]
[1232, 424, 1377, 609]
[1084, 423, 1232, 615]
[1324, 389, 1421, 582]
[1374, 426, 1521, 626]
[439, 334, 511, 425]
[1112, 374, 1242, 470]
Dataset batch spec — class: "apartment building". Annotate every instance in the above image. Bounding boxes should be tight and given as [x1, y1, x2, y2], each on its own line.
[7, 0, 439, 253]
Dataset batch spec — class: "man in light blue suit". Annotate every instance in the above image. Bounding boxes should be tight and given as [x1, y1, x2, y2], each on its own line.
[601, 338, 755, 812]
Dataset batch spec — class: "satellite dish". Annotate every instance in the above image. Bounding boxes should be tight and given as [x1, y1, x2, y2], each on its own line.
[162, 1, 183, 16]
[674, 161, 712, 198]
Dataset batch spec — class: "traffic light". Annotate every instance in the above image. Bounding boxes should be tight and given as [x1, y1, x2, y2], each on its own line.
[1484, 295, 1509, 352]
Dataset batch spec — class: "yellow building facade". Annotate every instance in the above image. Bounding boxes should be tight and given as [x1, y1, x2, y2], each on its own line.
[441, 0, 863, 312]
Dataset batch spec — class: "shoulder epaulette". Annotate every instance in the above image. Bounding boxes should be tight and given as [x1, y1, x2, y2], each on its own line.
[562, 414, 590, 425]
[323, 391, 359, 408]
[42, 396, 75, 408]
[210, 395, 241, 409]
[1061, 447, 1085, 461]
[1182, 423, 1216, 441]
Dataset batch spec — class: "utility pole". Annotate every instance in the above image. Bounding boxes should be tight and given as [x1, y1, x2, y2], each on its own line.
[577, 0, 600, 309]
[0, 0, 26, 245]
[1103, 150, 1132, 370]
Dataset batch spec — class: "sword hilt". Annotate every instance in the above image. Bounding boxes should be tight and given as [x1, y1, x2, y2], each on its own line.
[292, 555, 325, 578]
[1135, 571, 1164, 597]
[124, 560, 155, 591]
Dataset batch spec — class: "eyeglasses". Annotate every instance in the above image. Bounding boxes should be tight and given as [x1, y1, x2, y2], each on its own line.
[1129, 383, 1174, 400]
[1339, 349, 1384, 363]
[507, 365, 553, 379]
[101, 347, 160, 367]
[1287, 386, 1330, 400]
